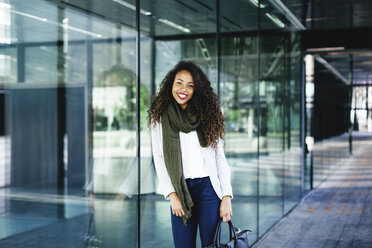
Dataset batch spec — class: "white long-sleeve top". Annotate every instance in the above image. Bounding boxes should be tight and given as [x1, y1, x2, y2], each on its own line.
[151, 122, 233, 200]
[179, 130, 209, 179]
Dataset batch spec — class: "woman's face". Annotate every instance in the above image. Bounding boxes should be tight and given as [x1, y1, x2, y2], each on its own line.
[172, 70, 194, 109]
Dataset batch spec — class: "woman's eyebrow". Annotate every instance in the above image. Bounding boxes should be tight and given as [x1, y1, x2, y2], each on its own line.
[177, 78, 193, 84]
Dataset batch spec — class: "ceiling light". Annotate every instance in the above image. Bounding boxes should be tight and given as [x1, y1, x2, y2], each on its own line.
[306, 47, 345, 52]
[112, 0, 152, 15]
[265, 13, 285, 28]
[247, 0, 265, 8]
[0, 2, 11, 9]
[267, 0, 305, 30]
[10, 9, 102, 38]
[158, 18, 191, 33]
[11, 9, 48, 22]
[248, 0, 259, 7]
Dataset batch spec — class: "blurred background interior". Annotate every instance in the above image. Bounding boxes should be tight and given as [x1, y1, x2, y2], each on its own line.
[0, 0, 372, 247]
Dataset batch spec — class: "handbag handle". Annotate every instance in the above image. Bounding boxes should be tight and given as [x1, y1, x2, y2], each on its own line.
[215, 218, 238, 247]
[212, 218, 223, 246]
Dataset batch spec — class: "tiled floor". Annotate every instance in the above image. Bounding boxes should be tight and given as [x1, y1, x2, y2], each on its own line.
[253, 132, 372, 248]
[0, 132, 359, 247]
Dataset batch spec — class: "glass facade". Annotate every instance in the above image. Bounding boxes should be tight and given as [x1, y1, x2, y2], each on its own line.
[0, 0, 304, 247]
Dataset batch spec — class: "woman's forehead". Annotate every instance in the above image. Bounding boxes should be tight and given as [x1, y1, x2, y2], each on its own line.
[175, 70, 194, 82]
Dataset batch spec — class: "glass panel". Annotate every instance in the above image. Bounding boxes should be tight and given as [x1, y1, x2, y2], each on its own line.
[25, 46, 58, 83]
[257, 0, 300, 235]
[220, 0, 258, 32]
[0, 0, 306, 246]
[12, 0, 58, 43]
[258, 31, 286, 235]
[91, 6, 138, 247]
[284, 32, 302, 213]
[0, 47, 17, 84]
[220, 35, 259, 243]
[0, 0, 138, 246]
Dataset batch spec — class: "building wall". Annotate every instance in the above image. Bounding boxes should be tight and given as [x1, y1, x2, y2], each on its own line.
[0, 0, 303, 246]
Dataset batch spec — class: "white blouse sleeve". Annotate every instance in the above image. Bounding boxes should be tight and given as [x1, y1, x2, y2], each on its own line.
[151, 122, 175, 199]
[216, 138, 233, 198]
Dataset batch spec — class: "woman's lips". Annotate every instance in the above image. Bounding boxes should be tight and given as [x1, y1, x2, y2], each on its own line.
[177, 93, 187, 100]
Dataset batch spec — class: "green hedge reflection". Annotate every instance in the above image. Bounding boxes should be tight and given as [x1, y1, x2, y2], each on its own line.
[94, 64, 149, 131]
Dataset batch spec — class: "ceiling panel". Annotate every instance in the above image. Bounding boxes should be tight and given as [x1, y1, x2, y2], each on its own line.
[319, 52, 372, 85]
[309, 0, 372, 29]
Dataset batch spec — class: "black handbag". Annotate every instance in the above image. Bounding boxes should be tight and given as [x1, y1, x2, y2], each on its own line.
[206, 218, 251, 248]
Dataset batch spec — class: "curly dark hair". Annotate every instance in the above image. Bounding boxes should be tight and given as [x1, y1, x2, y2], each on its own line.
[148, 60, 224, 148]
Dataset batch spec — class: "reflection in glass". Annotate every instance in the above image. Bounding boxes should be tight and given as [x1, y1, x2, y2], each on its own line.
[220, 35, 259, 243]
[0, 0, 139, 246]
[258, 32, 287, 235]
[0, 0, 306, 246]
[284, 33, 301, 213]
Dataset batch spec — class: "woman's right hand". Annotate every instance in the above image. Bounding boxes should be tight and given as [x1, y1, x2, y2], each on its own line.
[168, 192, 185, 217]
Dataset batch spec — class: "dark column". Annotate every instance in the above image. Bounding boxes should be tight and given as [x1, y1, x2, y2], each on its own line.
[57, 7, 66, 194]
[301, 54, 306, 193]
[349, 54, 353, 155]
[256, 0, 262, 239]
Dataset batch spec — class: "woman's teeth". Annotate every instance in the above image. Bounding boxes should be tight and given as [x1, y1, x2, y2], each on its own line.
[178, 93, 187, 100]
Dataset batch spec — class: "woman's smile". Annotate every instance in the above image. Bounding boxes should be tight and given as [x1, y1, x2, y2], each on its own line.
[172, 70, 194, 109]
[177, 93, 188, 100]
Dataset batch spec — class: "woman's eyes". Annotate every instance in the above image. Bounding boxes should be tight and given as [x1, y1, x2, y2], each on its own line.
[176, 81, 193, 88]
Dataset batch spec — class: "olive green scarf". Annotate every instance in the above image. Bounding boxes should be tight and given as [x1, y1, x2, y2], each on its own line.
[161, 99, 207, 225]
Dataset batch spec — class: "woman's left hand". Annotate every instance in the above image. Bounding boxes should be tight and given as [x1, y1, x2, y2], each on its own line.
[220, 196, 232, 222]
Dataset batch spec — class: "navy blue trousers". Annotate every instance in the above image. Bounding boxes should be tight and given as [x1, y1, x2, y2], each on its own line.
[171, 177, 221, 248]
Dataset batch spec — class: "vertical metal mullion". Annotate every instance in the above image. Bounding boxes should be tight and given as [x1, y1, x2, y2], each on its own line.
[57, 7, 66, 193]
[86, 16, 93, 192]
[56, 6, 67, 220]
[136, 0, 141, 247]
[282, 32, 289, 215]
[300, 54, 306, 194]
[16, 9, 25, 84]
[150, 39, 156, 98]
[350, 54, 354, 156]
[256, 0, 261, 240]
[366, 84, 369, 121]
[287, 34, 292, 150]
[17, 44, 25, 83]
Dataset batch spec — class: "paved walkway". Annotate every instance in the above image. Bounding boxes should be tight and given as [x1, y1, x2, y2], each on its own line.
[253, 132, 372, 248]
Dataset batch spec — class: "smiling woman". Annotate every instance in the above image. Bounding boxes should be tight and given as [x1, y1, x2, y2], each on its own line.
[148, 61, 232, 248]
